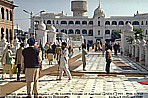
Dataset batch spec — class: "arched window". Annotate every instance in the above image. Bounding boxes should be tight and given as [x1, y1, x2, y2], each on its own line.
[1, 28, 4, 39]
[82, 21, 87, 25]
[125, 21, 131, 24]
[112, 21, 117, 25]
[105, 30, 110, 34]
[82, 29, 87, 35]
[89, 21, 93, 25]
[141, 21, 144, 25]
[146, 21, 148, 25]
[1, 7, 4, 19]
[68, 29, 74, 34]
[53, 20, 54, 24]
[105, 21, 110, 25]
[61, 21, 67, 24]
[6, 29, 9, 42]
[6, 9, 9, 20]
[10, 10, 12, 21]
[75, 21, 80, 25]
[88, 30, 93, 36]
[98, 21, 100, 26]
[10, 29, 13, 41]
[119, 21, 124, 25]
[56, 29, 58, 32]
[47, 20, 51, 24]
[146, 30, 147, 35]
[68, 21, 74, 24]
[61, 29, 67, 34]
[132, 21, 139, 25]
[56, 20, 59, 24]
[75, 29, 80, 34]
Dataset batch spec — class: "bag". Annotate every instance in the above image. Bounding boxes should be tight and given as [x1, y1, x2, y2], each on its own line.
[12, 65, 18, 74]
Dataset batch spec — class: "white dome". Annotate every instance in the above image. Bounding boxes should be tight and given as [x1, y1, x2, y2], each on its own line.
[38, 21, 46, 30]
[47, 25, 56, 32]
[94, 5, 105, 17]
[124, 23, 133, 31]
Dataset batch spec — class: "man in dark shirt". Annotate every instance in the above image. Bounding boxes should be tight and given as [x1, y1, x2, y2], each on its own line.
[22, 38, 41, 97]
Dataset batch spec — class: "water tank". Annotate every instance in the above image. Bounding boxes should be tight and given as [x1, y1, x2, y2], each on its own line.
[71, 0, 88, 16]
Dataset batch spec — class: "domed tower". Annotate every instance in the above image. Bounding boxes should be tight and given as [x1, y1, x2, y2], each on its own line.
[71, 0, 88, 16]
[93, 1, 105, 18]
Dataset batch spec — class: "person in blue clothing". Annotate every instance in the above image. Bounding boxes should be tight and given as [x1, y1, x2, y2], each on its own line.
[22, 38, 41, 97]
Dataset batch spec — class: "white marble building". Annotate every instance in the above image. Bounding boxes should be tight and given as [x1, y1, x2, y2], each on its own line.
[30, 0, 148, 45]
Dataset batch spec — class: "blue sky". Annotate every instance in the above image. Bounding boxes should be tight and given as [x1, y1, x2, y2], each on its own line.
[13, 0, 148, 31]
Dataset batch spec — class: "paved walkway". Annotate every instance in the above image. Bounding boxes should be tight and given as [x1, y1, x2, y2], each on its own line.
[1, 51, 148, 97]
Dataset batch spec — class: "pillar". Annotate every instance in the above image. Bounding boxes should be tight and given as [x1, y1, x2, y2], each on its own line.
[145, 46, 148, 67]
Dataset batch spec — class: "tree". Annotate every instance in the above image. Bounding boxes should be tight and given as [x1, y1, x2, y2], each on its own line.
[133, 28, 144, 39]
[111, 30, 121, 41]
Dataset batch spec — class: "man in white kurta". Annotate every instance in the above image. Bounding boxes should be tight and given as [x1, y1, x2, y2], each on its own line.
[58, 42, 72, 80]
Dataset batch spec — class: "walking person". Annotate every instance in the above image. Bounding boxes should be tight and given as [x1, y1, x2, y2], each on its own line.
[87, 43, 90, 52]
[113, 43, 118, 55]
[44, 42, 49, 59]
[15, 43, 24, 81]
[22, 38, 41, 97]
[58, 42, 72, 80]
[82, 44, 87, 71]
[1, 44, 13, 80]
[102, 44, 105, 56]
[47, 46, 54, 65]
[68, 45, 74, 58]
[105, 45, 112, 74]
[55, 44, 61, 63]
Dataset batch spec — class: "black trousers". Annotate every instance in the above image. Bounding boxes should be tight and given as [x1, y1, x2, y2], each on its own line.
[17, 64, 21, 80]
[105, 60, 111, 74]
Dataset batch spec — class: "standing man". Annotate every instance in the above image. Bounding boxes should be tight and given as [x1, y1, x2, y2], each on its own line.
[82, 44, 87, 71]
[105, 45, 112, 74]
[15, 43, 24, 81]
[1, 44, 13, 80]
[22, 38, 41, 97]
[58, 42, 72, 80]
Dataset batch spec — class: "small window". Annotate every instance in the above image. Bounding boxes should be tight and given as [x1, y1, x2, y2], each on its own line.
[88, 30, 93, 36]
[82, 21, 87, 25]
[61, 21, 67, 24]
[89, 21, 93, 25]
[82, 29, 87, 35]
[119, 21, 124, 25]
[98, 30, 100, 35]
[105, 30, 110, 34]
[132, 21, 139, 25]
[47, 20, 51, 24]
[69, 21, 74, 24]
[75, 29, 80, 34]
[98, 21, 100, 26]
[75, 21, 80, 25]
[105, 21, 110, 25]
[112, 21, 117, 25]
[141, 21, 143, 25]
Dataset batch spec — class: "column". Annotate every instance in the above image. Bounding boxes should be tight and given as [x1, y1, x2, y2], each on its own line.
[145, 46, 148, 67]
[135, 45, 140, 62]
[139, 46, 145, 65]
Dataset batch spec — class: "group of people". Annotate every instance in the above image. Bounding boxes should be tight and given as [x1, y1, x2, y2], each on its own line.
[0, 38, 115, 97]
[1, 38, 74, 97]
